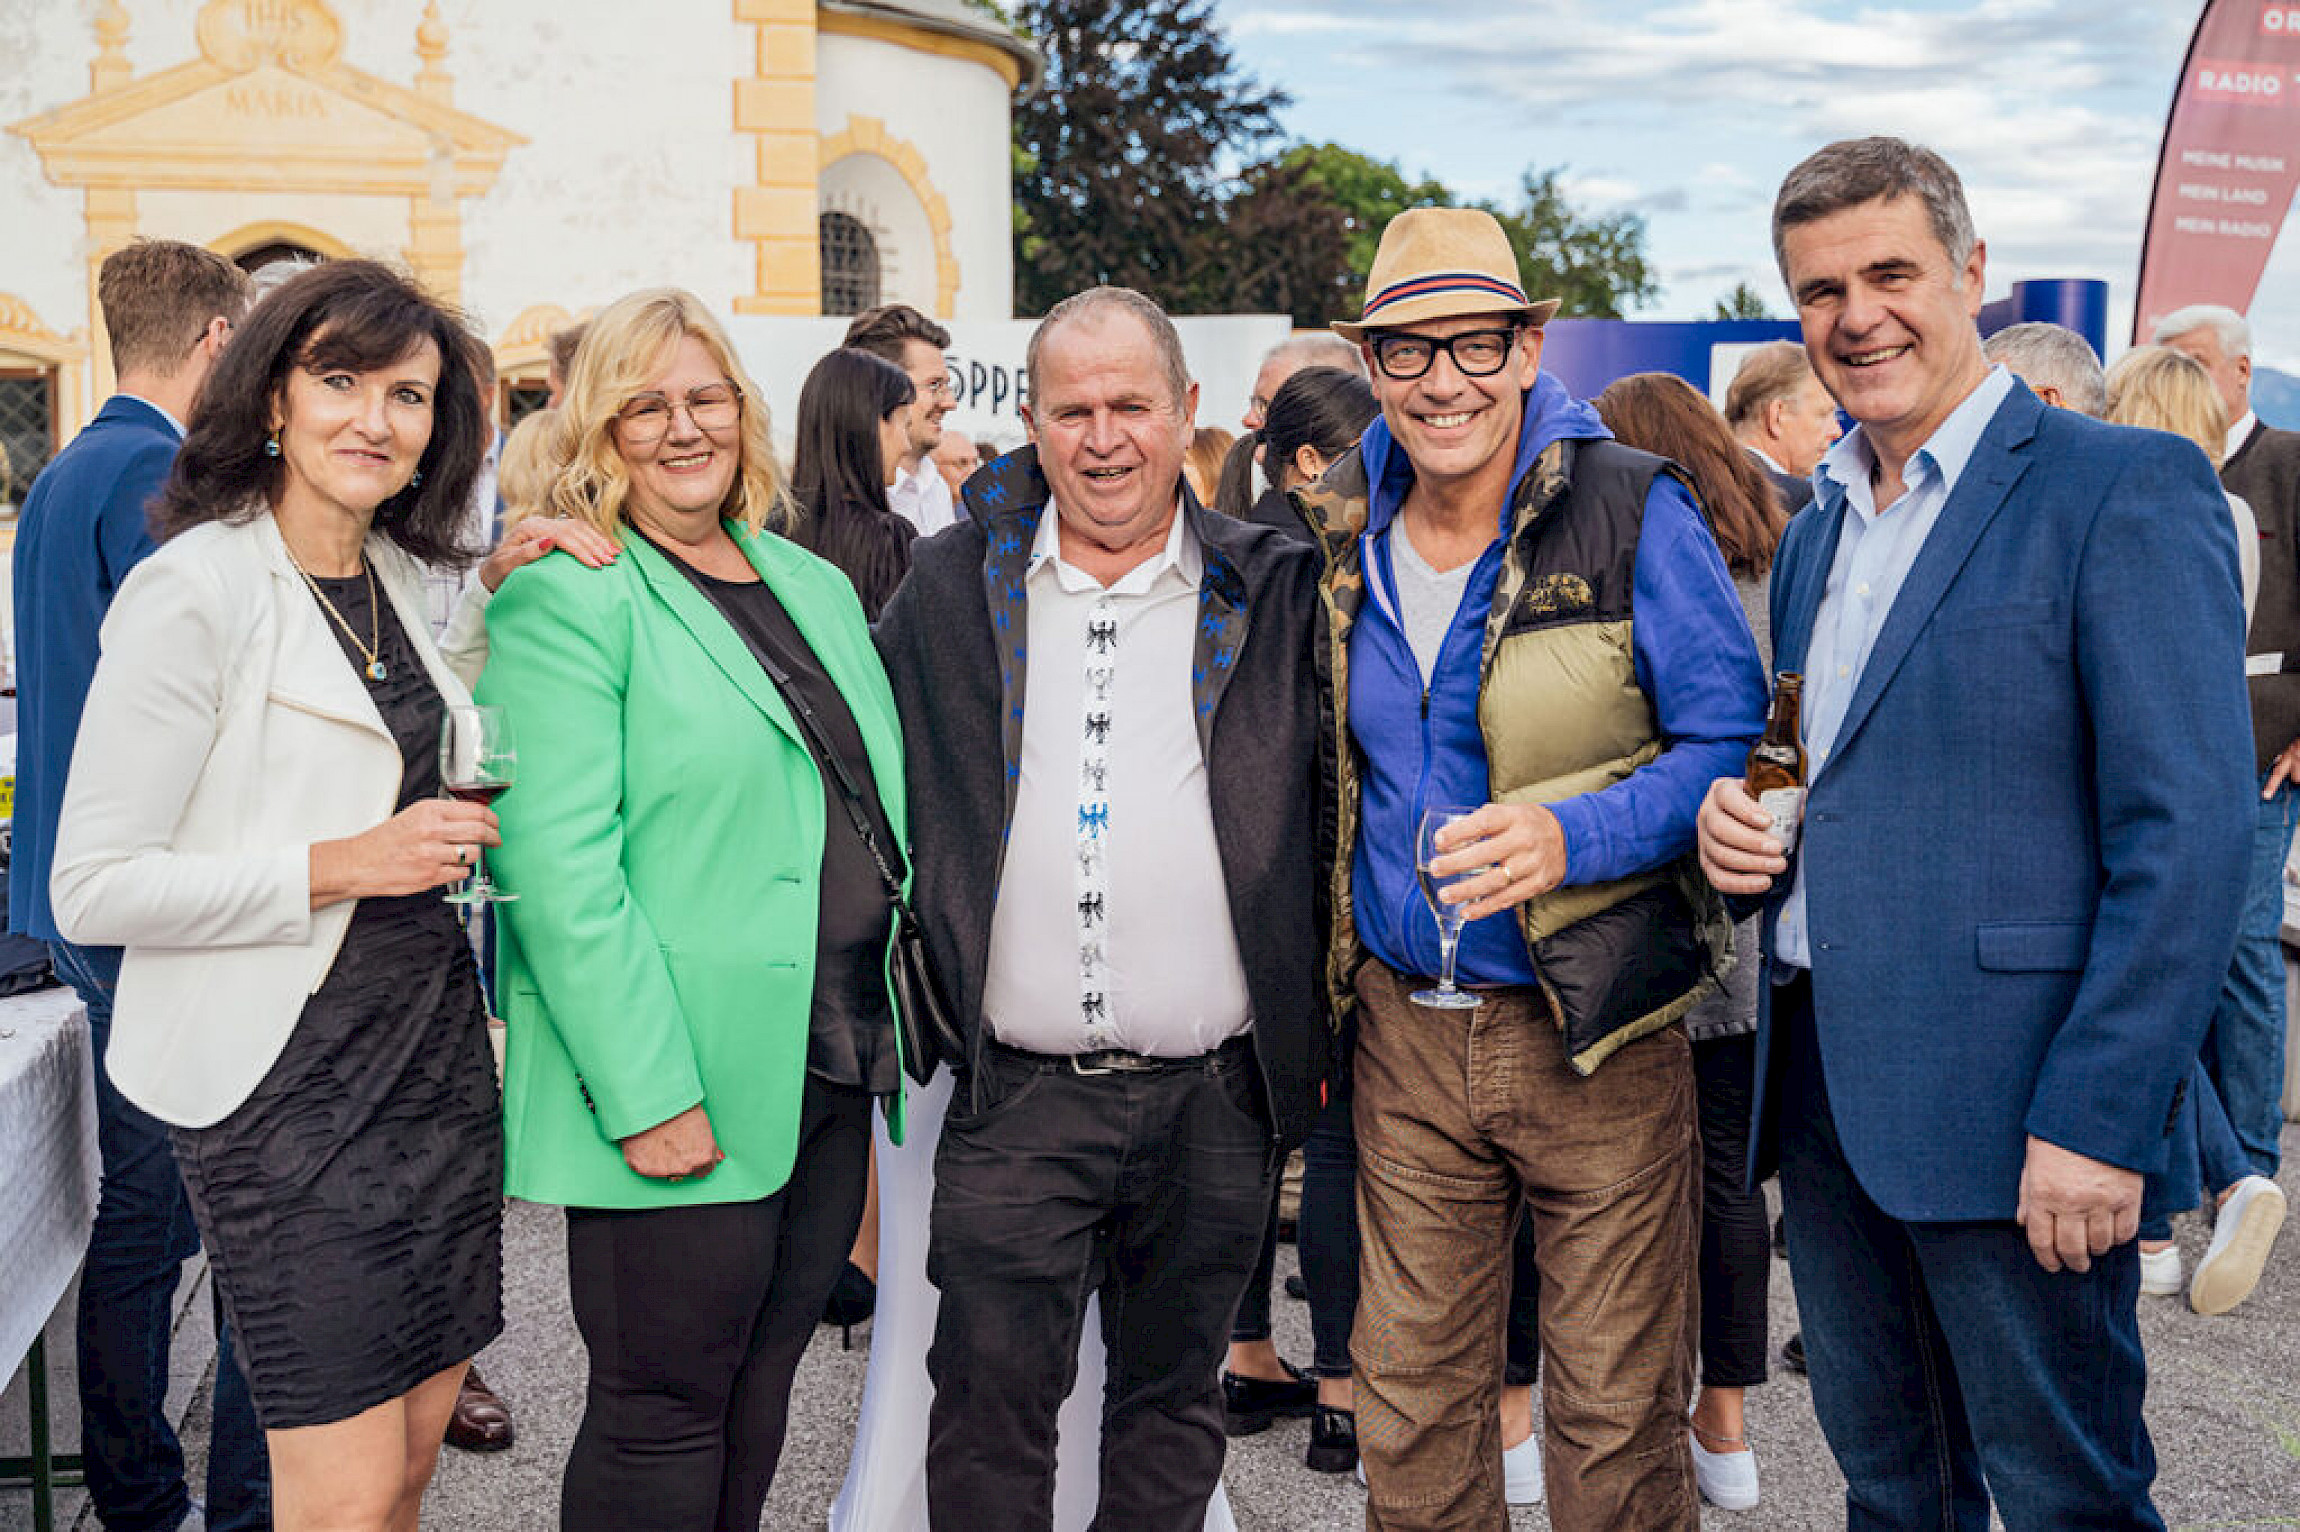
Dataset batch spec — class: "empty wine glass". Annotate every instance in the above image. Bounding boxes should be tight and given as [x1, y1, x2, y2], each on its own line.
[1413, 804, 1486, 1009]
[440, 704, 517, 905]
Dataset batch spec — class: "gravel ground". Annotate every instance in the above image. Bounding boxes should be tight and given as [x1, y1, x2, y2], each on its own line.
[9, 1126, 2298, 1530]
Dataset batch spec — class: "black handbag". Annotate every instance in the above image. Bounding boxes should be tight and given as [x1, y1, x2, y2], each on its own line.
[751, 648, 962, 1086]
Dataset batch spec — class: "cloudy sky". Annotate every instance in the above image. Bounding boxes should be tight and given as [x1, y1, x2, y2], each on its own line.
[1212, 0, 2300, 370]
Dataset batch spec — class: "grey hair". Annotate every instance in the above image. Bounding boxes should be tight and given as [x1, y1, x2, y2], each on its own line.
[1982, 323, 2106, 417]
[1265, 333, 1366, 380]
[2151, 303, 2252, 361]
[1026, 287, 1193, 412]
[1772, 137, 1977, 280]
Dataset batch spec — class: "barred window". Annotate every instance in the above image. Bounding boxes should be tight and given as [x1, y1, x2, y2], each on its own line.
[819, 212, 881, 317]
[503, 381, 551, 427]
[0, 369, 57, 513]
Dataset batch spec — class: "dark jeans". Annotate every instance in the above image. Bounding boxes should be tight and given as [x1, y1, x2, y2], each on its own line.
[2140, 1060, 2255, 1241]
[926, 1041, 1276, 1532]
[52, 939, 269, 1532]
[1774, 976, 2162, 1530]
[1300, 1095, 1362, 1380]
[1230, 1192, 1283, 1347]
[1693, 1032, 1770, 1387]
[561, 1078, 872, 1532]
[2200, 774, 2293, 1177]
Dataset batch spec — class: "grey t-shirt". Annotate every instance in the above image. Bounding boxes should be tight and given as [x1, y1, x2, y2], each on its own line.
[1386, 524, 1477, 687]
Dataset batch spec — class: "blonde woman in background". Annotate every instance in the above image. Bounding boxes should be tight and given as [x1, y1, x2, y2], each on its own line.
[494, 406, 560, 525]
[2105, 342, 2288, 1316]
[2107, 346, 2258, 613]
[1182, 424, 1233, 506]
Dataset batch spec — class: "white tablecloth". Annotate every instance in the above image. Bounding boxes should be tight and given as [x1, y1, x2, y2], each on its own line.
[0, 986, 98, 1369]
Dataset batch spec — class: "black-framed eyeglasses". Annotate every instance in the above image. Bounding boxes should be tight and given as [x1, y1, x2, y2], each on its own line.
[1367, 327, 1522, 382]
[616, 382, 743, 444]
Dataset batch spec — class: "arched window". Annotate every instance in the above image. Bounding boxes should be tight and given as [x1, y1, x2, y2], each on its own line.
[819, 212, 881, 317]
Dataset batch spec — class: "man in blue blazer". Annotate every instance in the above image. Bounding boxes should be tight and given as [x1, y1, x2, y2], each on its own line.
[11, 240, 267, 1532]
[1698, 139, 2253, 1529]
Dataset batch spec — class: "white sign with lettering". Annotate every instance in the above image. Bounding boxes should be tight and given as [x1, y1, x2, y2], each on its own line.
[723, 313, 1295, 456]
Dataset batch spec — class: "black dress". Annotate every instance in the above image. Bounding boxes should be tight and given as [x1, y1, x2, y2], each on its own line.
[171, 568, 504, 1430]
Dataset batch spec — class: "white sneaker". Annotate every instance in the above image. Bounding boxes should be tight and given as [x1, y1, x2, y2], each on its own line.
[1502, 1427, 1543, 1505]
[2190, 1175, 2287, 1316]
[1690, 1429, 1760, 1511]
[2138, 1242, 2185, 1297]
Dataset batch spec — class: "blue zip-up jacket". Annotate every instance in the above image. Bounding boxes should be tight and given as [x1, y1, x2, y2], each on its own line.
[1349, 374, 1766, 986]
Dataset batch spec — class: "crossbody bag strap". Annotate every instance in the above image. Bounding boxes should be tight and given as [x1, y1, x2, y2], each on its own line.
[749, 646, 911, 911]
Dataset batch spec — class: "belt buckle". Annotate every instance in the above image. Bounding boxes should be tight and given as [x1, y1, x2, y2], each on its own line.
[1070, 1049, 1151, 1076]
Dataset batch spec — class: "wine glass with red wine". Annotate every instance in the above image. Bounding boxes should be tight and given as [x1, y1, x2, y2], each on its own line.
[440, 704, 517, 905]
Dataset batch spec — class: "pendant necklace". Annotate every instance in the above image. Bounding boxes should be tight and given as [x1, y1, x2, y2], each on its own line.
[287, 548, 388, 681]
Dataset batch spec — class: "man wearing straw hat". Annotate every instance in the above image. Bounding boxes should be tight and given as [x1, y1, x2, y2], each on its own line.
[1292, 208, 1767, 1528]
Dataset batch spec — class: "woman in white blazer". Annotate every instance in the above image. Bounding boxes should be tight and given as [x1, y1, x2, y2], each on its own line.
[53, 260, 513, 1532]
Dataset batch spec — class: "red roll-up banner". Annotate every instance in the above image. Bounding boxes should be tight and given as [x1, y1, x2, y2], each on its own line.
[2134, 1, 2300, 343]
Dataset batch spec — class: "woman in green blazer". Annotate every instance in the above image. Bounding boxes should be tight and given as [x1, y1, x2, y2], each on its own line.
[476, 289, 908, 1532]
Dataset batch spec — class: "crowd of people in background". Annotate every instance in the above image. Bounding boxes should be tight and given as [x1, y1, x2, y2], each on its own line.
[8, 130, 2292, 1532]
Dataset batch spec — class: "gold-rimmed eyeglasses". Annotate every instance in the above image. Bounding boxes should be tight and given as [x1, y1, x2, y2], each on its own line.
[616, 383, 743, 444]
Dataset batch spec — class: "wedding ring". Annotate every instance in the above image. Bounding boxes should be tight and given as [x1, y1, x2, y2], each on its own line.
[458, 843, 473, 865]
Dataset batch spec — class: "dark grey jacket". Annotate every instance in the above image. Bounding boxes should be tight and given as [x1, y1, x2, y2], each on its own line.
[2226, 420, 2300, 771]
[872, 447, 1332, 1147]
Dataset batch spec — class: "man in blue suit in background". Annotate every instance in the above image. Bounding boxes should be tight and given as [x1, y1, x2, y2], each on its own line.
[1698, 139, 2252, 1529]
[12, 239, 266, 1532]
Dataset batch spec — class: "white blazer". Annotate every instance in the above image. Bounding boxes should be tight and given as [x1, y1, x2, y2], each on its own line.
[51, 514, 478, 1128]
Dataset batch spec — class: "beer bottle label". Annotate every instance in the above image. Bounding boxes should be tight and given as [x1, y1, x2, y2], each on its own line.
[1758, 787, 1804, 855]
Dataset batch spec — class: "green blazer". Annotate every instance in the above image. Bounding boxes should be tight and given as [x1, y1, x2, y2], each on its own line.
[479, 524, 908, 1210]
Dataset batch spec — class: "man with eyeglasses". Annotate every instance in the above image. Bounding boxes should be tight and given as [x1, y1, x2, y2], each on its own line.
[1291, 207, 1766, 1531]
[844, 304, 960, 536]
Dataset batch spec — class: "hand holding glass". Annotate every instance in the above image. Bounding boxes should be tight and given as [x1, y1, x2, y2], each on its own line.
[1414, 805, 1487, 1009]
[440, 705, 517, 905]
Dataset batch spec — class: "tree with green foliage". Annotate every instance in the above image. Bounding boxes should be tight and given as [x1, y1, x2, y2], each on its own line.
[1215, 156, 1357, 329]
[1009, 0, 1287, 314]
[1712, 281, 1775, 320]
[1277, 142, 1455, 282]
[1488, 170, 1657, 321]
[1227, 146, 1658, 324]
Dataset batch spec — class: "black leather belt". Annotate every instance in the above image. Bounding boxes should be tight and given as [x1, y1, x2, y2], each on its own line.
[986, 1033, 1253, 1078]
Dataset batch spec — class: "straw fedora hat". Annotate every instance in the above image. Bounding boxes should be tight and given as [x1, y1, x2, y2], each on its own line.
[1332, 207, 1561, 343]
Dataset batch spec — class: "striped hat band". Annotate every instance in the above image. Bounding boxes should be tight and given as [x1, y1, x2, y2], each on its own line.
[1360, 271, 1531, 322]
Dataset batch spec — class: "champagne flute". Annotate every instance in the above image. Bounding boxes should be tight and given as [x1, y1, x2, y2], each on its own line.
[440, 704, 517, 905]
[1413, 804, 1486, 1010]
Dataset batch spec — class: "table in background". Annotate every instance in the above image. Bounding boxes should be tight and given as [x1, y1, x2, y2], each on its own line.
[0, 987, 98, 1532]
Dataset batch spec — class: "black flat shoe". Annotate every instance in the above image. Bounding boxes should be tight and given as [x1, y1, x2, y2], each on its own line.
[1306, 1404, 1358, 1474]
[1284, 1273, 1308, 1301]
[1222, 1359, 1317, 1436]
[822, 1262, 877, 1349]
[1781, 1331, 1807, 1375]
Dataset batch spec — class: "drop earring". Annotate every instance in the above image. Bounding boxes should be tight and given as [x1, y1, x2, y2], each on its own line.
[263, 433, 280, 458]
[409, 468, 423, 488]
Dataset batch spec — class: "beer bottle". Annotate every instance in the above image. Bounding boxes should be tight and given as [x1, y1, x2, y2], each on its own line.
[1745, 672, 1806, 854]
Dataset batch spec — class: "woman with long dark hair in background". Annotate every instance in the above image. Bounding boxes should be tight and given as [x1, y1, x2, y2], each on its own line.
[1593, 369, 1785, 1513]
[787, 345, 921, 1334]
[787, 347, 920, 620]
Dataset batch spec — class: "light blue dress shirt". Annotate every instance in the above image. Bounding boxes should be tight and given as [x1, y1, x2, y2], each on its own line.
[1776, 365, 2016, 969]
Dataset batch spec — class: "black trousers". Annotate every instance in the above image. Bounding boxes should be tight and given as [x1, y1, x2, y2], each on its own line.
[1693, 1031, 1772, 1387]
[926, 1043, 1277, 1532]
[560, 1079, 873, 1532]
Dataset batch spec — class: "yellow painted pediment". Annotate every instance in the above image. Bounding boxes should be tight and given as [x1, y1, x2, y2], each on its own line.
[10, 2, 522, 198]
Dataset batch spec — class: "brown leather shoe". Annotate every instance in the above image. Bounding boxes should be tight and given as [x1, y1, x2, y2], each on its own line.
[445, 1363, 515, 1452]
